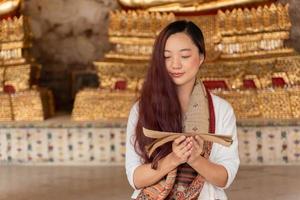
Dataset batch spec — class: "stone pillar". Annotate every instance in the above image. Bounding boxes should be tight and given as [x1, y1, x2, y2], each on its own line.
[23, 0, 119, 110]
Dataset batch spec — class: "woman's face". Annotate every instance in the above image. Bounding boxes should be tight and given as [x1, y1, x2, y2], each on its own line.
[164, 32, 204, 87]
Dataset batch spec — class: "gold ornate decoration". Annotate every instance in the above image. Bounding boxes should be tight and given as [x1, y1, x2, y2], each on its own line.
[0, 14, 54, 121]
[106, 4, 292, 61]
[197, 55, 300, 90]
[243, 75, 262, 89]
[37, 87, 55, 119]
[0, 0, 21, 16]
[4, 64, 30, 91]
[118, 0, 269, 12]
[257, 88, 292, 119]
[0, 48, 24, 63]
[216, 4, 291, 36]
[0, 15, 30, 69]
[107, 10, 175, 61]
[0, 88, 54, 121]
[0, 16, 29, 43]
[0, 16, 31, 67]
[94, 61, 148, 91]
[11, 90, 44, 121]
[289, 86, 300, 118]
[215, 4, 293, 59]
[0, 93, 12, 120]
[214, 89, 261, 119]
[0, 66, 4, 92]
[213, 86, 300, 120]
[109, 10, 175, 38]
[72, 88, 137, 121]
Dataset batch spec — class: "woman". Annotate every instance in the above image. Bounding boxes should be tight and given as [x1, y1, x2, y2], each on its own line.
[125, 20, 239, 200]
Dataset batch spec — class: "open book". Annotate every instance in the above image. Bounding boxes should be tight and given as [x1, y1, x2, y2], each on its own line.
[143, 127, 233, 157]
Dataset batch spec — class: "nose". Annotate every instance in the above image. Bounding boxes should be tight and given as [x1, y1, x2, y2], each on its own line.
[171, 56, 182, 70]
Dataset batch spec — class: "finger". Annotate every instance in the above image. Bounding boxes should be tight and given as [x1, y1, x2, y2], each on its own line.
[191, 137, 200, 149]
[179, 144, 193, 156]
[183, 149, 192, 158]
[186, 137, 193, 145]
[193, 137, 205, 153]
[182, 148, 190, 157]
[177, 138, 189, 148]
[197, 135, 204, 142]
[179, 140, 193, 151]
[194, 136, 202, 145]
[195, 136, 204, 146]
[174, 136, 186, 145]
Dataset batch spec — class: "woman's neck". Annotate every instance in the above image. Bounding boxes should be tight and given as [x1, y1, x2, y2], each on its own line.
[177, 78, 196, 114]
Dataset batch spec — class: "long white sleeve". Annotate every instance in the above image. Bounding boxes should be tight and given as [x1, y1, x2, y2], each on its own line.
[125, 102, 142, 190]
[211, 96, 240, 189]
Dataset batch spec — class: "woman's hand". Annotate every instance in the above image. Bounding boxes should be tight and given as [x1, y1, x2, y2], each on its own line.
[187, 136, 204, 165]
[170, 136, 193, 166]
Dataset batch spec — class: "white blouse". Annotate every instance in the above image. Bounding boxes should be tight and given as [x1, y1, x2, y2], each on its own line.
[125, 94, 240, 200]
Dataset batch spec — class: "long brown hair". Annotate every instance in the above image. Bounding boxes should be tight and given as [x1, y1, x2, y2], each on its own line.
[134, 20, 206, 169]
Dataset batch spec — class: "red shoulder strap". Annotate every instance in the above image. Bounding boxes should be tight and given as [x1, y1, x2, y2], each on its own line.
[206, 88, 215, 134]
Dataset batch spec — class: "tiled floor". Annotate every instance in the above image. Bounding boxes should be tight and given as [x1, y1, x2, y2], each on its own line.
[0, 165, 299, 200]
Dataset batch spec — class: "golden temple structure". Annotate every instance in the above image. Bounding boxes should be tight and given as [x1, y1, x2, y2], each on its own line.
[72, 0, 300, 121]
[0, 0, 55, 121]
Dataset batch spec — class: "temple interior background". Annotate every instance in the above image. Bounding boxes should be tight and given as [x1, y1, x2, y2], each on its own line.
[1, 0, 300, 199]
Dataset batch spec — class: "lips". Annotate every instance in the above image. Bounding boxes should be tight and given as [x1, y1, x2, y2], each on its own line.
[170, 72, 185, 78]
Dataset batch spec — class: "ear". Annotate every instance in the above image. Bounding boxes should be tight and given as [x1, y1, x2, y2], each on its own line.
[199, 54, 205, 66]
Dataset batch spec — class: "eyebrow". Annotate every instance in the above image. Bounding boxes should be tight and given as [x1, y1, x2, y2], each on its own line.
[164, 48, 192, 52]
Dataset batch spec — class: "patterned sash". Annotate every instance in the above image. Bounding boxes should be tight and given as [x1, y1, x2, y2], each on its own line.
[136, 81, 215, 200]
